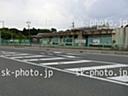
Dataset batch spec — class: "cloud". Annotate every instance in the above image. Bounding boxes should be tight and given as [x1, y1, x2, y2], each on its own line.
[0, 0, 128, 29]
[86, 0, 128, 18]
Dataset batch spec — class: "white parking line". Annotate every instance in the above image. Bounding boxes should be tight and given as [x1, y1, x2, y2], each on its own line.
[40, 60, 92, 66]
[2, 52, 16, 54]
[11, 55, 46, 59]
[1, 51, 17, 55]
[4, 53, 30, 57]
[1, 55, 128, 86]
[53, 51, 62, 54]
[108, 76, 128, 82]
[66, 64, 128, 71]
[23, 57, 65, 62]
[60, 55, 76, 58]
[92, 60, 123, 65]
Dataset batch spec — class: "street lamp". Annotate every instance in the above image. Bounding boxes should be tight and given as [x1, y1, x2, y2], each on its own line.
[26, 21, 31, 45]
[0, 20, 4, 45]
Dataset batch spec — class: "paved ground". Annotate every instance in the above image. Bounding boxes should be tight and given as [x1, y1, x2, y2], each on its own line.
[0, 47, 128, 96]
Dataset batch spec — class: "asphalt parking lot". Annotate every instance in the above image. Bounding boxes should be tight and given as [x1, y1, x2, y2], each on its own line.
[0, 47, 128, 96]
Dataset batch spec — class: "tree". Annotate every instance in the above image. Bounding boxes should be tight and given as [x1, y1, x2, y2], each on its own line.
[51, 28, 57, 32]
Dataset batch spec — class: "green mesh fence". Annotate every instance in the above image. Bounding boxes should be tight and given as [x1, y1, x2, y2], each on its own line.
[0, 39, 31, 46]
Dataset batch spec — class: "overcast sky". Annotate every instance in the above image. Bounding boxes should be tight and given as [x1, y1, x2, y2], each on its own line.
[0, 0, 128, 30]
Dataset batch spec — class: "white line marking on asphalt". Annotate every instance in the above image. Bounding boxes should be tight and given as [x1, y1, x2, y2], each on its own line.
[1, 54, 128, 86]
[11, 55, 46, 59]
[40, 60, 92, 66]
[108, 76, 128, 82]
[1, 51, 17, 55]
[53, 51, 62, 54]
[23, 57, 65, 62]
[4, 53, 30, 57]
[66, 64, 128, 71]
[60, 55, 76, 58]
[1, 51, 16, 55]
[92, 60, 126, 65]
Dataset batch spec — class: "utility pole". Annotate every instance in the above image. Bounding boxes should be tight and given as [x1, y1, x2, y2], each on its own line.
[26, 21, 31, 45]
[72, 22, 75, 29]
[0, 20, 4, 45]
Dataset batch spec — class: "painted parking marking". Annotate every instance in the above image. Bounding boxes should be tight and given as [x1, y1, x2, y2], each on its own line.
[1, 51, 16, 54]
[1, 54, 128, 87]
[53, 51, 62, 54]
[60, 55, 76, 58]
[40, 60, 92, 66]
[66, 64, 128, 71]
[91, 60, 125, 65]
[23, 57, 65, 62]
[11, 55, 47, 59]
[4, 53, 30, 57]
[108, 76, 128, 82]
[1, 51, 128, 86]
